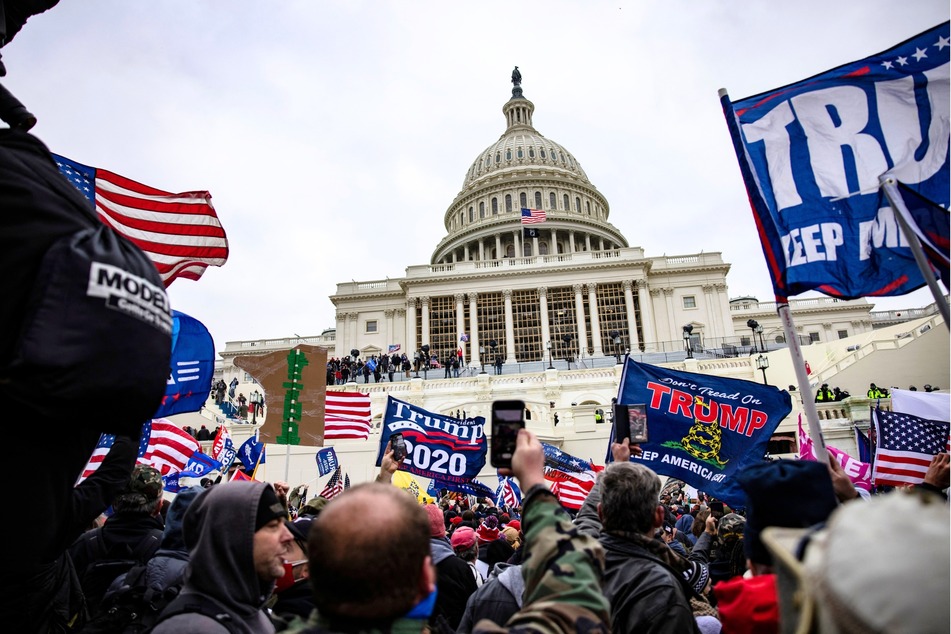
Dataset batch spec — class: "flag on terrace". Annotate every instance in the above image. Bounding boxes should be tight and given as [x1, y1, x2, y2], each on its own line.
[720, 22, 950, 301]
[871, 407, 950, 487]
[138, 419, 202, 475]
[325, 391, 373, 440]
[53, 154, 229, 286]
[319, 467, 346, 500]
[521, 208, 547, 224]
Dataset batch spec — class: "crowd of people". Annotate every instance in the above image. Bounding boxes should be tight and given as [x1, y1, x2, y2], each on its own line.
[12, 423, 949, 633]
[815, 381, 943, 402]
[326, 350, 486, 385]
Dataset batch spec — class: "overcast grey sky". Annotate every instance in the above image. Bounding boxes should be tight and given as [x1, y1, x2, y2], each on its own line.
[4, 1, 947, 351]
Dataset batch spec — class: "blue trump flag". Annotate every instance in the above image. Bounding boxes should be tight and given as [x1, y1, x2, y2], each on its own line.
[428, 477, 495, 500]
[614, 359, 792, 507]
[237, 435, 265, 472]
[184, 452, 222, 478]
[721, 22, 949, 301]
[153, 310, 216, 418]
[376, 396, 486, 485]
[316, 447, 339, 477]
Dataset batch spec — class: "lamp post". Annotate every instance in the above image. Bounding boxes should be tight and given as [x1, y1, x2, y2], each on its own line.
[756, 354, 770, 384]
[546, 340, 554, 369]
[421, 344, 430, 380]
[756, 324, 765, 352]
[489, 340, 498, 375]
[683, 324, 694, 359]
[609, 330, 622, 364]
[562, 333, 573, 370]
[746, 319, 760, 353]
[479, 345, 486, 374]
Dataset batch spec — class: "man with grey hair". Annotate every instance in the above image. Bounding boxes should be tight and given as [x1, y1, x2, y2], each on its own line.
[575, 439, 699, 634]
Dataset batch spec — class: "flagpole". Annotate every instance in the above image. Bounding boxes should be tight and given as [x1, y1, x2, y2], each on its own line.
[880, 177, 951, 331]
[778, 304, 829, 459]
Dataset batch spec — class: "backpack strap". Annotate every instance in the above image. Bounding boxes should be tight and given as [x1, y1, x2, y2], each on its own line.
[153, 593, 238, 633]
[129, 528, 164, 562]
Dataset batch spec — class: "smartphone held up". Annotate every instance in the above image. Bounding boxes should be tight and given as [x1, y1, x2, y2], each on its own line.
[390, 432, 407, 462]
[491, 399, 525, 468]
[613, 402, 649, 445]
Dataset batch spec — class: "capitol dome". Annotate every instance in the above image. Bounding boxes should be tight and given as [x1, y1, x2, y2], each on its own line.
[431, 68, 627, 264]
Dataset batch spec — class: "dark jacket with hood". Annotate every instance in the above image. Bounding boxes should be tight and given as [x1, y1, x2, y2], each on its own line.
[456, 562, 524, 633]
[429, 536, 478, 631]
[151, 481, 277, 634]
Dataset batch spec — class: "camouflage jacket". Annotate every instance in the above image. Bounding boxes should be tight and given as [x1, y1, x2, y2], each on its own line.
[280, 488, 609, 634]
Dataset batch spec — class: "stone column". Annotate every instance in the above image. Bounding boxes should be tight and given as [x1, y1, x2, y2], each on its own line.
[586, 283, 603, 356]
[532, 235, 539, 257]
[573, 283, 587, 356]
[455, 293, 466, 360]
[469, 292, 480, 367]
[636, 280, 654, 349]
[395, 308, 405, 352]
[463, 244, 469, 261]
[348, 312, 359, 351]
[495, 234, 502, 259]
[503, 289, 516, 363]
[585, 234, 592, 252]
[479, 239, 485, 261]
[539, 287, 551, 354]
[550, 228, 557, 255]
[663, 288, 676, 343]
[335, 312, 345, 357]
[405, 299, 417, 354]
[384, 309, 395, 351]
[623, 280, 640, 351]
[513, 230, 521, 258]
[569, 231, 576, 253]
[649, 287, 663, 349]
[420, 296, 430, 352]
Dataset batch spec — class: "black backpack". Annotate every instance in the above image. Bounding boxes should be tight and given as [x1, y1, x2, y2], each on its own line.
[78, 527, 164, 617]
[80, 562, 177, 634]
[0, 130, 171, 437]
[149, 592, 240, 633]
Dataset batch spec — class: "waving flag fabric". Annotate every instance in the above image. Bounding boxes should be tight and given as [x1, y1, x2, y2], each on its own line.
[78, 433, 117, 483]
[521, 208, 547, 224]
[325, 391, 373, 440]
[721, 23, 950, 301]
[495, 476, 523, 509]
[429, 477, 494, 500]
[138, 419, 202, 475]
[316, 447, 339, 476]
[550, 474, 595, 511]
[376, 396, 487, 485]
[615, 359, 791, 507]
[871, 407, 950, 487]
[212, 425, 237, 472]
[319, 467, 346, 500]
[237, 435, 266, 472]
[797, 415, 871, 492]
[53, 154, 229, 286]
[886, 181, 951, 288]
[154, 310, 216, 418]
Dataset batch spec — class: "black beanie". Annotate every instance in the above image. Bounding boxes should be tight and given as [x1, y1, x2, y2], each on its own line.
[736, 460, 839, 565]
[256, 485, 286, 530]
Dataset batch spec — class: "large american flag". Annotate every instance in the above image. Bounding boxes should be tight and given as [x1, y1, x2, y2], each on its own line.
[139, 419, 203, 476]
[77, 419, 202, 484]
[53, 154, 229, 286]
[325, 391, 373, 440]
[521, 208, 547, 224]
[549, 473, 595, 511]
[871, 407, 950, 488]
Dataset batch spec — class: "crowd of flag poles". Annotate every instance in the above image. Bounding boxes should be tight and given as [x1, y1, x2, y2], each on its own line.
[76, 23, 948, 506]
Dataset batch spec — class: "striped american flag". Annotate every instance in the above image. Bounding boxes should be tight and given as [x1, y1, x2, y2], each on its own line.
[77, 433, 117, 483]
[319, 467, 346, 500]
[521, 208, 547, 224]
[871, 407, 950, 487]
[549, 472, 595, 511]
[54, 154, 229, 286]
[325, 391, 373, 440]
[77, 419, 202, 484]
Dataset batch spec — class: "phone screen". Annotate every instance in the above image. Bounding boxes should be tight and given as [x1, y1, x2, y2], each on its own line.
[390, 433, 407, 461]
[491, 400, 525, 468]
[626, 403, 649, 444]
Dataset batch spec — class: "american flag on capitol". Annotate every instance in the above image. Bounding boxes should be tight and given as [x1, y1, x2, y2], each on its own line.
[871, 407, 950, 488]
[521, 208, 546, 224]
[325, 391, 373, 440]
[53, 154, 229, 286]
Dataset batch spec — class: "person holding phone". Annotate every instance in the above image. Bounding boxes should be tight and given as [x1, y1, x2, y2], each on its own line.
[287, 428, 611, 634]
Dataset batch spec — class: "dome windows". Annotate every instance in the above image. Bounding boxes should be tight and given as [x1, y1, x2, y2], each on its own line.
[496, 152, 501, 164]
[480, 202, 485, 218]
[519, 192, 527, 208]
[492, 197, 499, 215]
[505, 149, 512, 160]
[563, 194, 569, 210]
[529, 147, 535, 159]
[549, 192, 556, 209]
[468, 206, 474, 222]
[517, 147, 524, 159]
[505, 195, 512, 213]
[540, 148, 547, 159]
[575, 197, 581, 212]
[534, 191, 542, 208]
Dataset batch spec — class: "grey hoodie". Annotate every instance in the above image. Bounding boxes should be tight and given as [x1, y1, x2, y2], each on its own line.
[456, 563, 525, 633]
[151, 481, 277, 634]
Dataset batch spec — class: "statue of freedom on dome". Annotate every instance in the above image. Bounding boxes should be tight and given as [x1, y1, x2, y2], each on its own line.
[511, 66, 522, 86]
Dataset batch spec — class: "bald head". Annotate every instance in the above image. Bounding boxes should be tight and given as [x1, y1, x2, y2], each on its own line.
[309, 483, 430, 620]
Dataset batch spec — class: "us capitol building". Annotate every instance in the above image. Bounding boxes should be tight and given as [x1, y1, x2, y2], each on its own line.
[206, 70, 946, 487]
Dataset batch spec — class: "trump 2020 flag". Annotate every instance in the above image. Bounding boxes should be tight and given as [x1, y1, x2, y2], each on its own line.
[316, 447, 339, 477]
[721, 23, 949, 301]
[53, 154, 229, 287]
[183, 452, 222, 478]
[376, 396, 486, 486]
[153, 310, 216, 419]
[615, 359, 792, 507]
